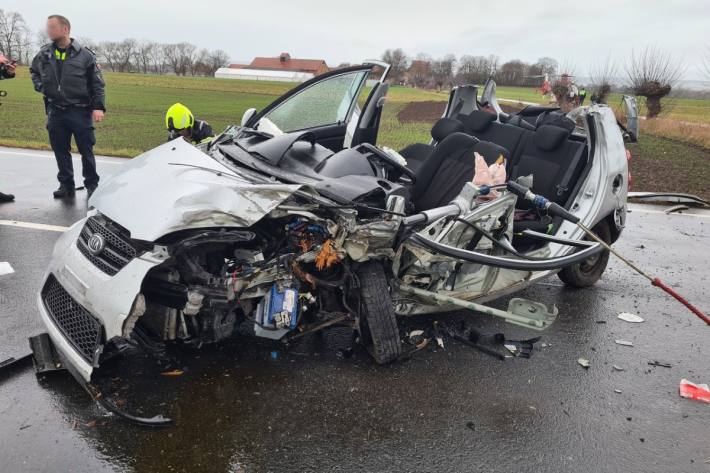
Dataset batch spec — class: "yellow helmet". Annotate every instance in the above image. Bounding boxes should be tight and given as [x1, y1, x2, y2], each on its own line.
[165, 103, 194, 131]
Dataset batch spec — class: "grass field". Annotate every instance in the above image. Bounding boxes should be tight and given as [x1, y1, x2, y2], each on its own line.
[1, 67, 708, 197]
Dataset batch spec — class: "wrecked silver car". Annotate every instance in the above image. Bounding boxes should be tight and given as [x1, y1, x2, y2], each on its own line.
[35, 63, 633, 419]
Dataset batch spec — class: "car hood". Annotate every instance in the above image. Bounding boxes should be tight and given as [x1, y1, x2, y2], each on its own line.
[89, 139, 303, 242]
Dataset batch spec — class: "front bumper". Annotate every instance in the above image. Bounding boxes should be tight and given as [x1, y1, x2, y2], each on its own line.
[36, 217, 168, 381]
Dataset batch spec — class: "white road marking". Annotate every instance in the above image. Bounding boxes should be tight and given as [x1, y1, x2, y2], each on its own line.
[0, 148, 123, 165]
[0, 220, 69, 232]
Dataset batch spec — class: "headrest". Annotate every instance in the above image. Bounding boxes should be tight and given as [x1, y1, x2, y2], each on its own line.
[463, 110, 497, 132]
[533, 125, 570, 151]
[431, 117, 464, 142]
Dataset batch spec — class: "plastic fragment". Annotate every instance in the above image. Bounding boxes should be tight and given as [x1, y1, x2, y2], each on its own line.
[504, 344, 518, 355]
[160, 369, 184, 377]
[615, 339, 633, 347]
[614, 389, 622, 394]
[0, 261, 14, 276]
[618, 312, 644, 323]
[577, 358, 590, 368]
[613, 365, 625, 371]
[679, 379, 710, 404]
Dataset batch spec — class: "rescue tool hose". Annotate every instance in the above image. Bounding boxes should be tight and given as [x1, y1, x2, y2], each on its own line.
[506, 181, 710, 326]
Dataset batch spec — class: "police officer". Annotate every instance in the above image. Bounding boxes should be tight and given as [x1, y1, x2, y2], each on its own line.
[165, 103, 214, 144]
[30, 14, 105, 199]
[0, 54, 17, 203]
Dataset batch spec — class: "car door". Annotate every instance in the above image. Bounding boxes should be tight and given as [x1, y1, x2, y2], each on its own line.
[246, 65, 375, 152]
[621, 95, 639, 143]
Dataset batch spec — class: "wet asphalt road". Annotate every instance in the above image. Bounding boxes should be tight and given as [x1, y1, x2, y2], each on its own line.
[1, 146, 709, 473]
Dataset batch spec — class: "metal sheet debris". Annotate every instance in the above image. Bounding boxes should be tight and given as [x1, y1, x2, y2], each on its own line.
[615, 339, 634, 347]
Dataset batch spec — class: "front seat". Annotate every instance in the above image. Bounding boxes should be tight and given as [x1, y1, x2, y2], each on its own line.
[399, 117, 464, 175]
[411, 132, 507, 212]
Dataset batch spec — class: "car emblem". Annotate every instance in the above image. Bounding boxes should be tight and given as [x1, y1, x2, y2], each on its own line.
[87, 233, 106, 255]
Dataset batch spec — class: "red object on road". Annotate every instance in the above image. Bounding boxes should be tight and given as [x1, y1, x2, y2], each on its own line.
[652, 278, 710, 326]
[679, 379, 710, 404]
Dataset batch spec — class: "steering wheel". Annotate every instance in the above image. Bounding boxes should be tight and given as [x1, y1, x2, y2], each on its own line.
[359, 143, 416, 184]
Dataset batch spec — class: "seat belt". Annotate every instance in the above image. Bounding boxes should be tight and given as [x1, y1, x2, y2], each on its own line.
[555, 143, 586, 200]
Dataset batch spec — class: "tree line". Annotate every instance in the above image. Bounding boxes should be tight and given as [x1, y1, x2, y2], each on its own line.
[0, 9, 230, 76]
[380, 48, 561, 89]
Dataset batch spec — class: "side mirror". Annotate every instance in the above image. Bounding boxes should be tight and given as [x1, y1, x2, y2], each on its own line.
[241, 108, 257, 127]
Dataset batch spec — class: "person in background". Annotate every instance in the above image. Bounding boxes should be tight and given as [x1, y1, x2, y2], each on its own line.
[165, 103, 214, 144]
[0, 54, 17, 203]
[30, 14, 105, 199]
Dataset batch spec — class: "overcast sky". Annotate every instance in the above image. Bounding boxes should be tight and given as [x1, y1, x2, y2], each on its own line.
[6, 0, 709, 80]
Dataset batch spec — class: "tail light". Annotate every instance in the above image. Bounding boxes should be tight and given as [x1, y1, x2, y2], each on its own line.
[625, 148, 632, 190]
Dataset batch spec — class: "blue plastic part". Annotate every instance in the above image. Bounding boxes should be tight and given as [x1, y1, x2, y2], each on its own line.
[264, 284, 299, 330]
[532, 195, 549, 209]
[479, 185, 491, 196]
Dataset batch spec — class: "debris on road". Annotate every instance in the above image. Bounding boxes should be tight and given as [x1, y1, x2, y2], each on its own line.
[0, 354, 32, 374]
[578, 358, 590, 369]
[160, 369, 184, 377]
[613, 365, 625, 372]
[615, 339, 634, 347]
[617, 312, 644, 323]
[614, 389, 622, 394]
[648, 361, 671, 368]
[679, 379, 710, 404]
[0, 261, 14, 276]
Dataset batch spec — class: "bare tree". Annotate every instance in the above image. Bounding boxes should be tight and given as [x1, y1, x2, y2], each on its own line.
[135, 40, 157, 74]
[430, 54, 456, 90]
[456, 55, 497, 85]
[497, 59, 528, 86]
[588, 55, 618, 103]
[0, 9, 29, 61]
[35, 28, 48, 48]
[113, 38, 137, 72]
[206, 49, 230, 76]
[167, 42, 197, 76]
[162, 43, 180, 75]
[626, 46, 684, 118]
[702, 46, 710, 81]
[381, 48, 409, 83]
[146, 43, 165, 74]
[191, 48, 208, 76]
[97, 41, 121, 71]
[536, 56, 558, 76]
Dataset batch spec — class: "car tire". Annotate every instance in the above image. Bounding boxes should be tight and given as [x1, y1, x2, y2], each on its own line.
[356, 261, 401, 364]
[558, 220, 612, 288]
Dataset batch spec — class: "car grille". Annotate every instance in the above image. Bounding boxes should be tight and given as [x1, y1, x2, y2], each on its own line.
[41, 275, 103, 363]
[76, 215, 138, 276]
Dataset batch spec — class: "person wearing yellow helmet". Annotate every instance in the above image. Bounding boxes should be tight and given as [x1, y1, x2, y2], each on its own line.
[165, 103, 214, 144]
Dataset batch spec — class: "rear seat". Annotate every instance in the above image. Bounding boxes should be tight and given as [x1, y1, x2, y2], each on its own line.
[457, 110, 530, 168]
[456, 110, 589, 242]
[509, 125, 586, 208]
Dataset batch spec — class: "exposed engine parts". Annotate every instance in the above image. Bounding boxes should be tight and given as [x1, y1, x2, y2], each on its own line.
[136, 214, 354, 347]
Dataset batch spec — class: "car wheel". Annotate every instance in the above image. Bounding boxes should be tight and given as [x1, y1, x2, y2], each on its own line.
[356, 261, 401, 364]
[558, 220, 611, 288]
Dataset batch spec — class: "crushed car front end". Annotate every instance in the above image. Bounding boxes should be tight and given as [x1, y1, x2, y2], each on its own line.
[37, 214, 168, 381]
